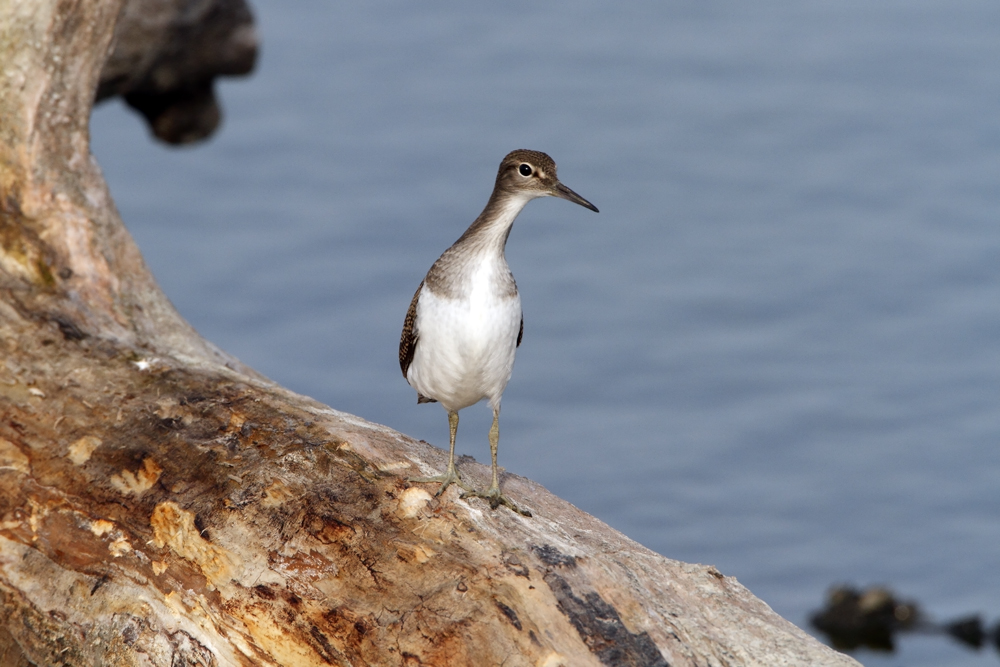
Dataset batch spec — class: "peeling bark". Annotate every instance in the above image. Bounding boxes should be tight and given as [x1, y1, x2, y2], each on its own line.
[0, 1, 860, 665]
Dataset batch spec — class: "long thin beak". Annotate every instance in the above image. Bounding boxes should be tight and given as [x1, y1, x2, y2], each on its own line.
[553, 182, 599, 213]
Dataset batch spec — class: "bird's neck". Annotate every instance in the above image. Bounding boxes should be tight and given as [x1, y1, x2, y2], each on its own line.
[424, 189, 535, 299]
[453, 189, 535, 256]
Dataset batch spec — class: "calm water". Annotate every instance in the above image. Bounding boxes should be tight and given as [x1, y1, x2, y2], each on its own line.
[91, 2, 1000, 664]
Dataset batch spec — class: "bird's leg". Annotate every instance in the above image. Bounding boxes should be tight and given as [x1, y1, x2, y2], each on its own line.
[409, 410, 472, 495]
[461, 408, 532, 517]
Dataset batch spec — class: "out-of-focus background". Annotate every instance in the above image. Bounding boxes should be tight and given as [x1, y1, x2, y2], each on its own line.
[91, 2, 1000, 664]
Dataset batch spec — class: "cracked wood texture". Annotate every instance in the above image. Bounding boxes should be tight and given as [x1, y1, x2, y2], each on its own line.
[0, 1, 861, 666]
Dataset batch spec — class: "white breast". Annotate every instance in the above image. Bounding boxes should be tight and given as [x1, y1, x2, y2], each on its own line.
[407, 258, 522, 412]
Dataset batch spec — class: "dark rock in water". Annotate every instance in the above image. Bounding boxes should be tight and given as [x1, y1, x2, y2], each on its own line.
[812, 585, 997, 657]
[944, 615, 984, 649]
[810, 585, 921, 651]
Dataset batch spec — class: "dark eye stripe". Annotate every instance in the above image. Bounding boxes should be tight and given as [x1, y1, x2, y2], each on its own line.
[518, 164, 532, 177]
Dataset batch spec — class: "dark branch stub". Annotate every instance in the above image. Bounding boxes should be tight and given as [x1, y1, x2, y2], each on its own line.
[96, 0, 258, 144]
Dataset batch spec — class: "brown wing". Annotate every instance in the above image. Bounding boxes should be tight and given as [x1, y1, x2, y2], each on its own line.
[517, 314, 523, 347]
[399, 281, 423, 378]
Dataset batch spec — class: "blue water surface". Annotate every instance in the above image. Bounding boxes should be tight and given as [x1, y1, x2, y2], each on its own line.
[91, 3, 1000, 665]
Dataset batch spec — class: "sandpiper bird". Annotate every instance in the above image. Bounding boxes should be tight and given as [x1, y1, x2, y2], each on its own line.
[399, 149, 598, 516]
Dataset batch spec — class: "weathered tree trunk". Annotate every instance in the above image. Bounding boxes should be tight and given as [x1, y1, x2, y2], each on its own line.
[0, 2, 860, 665]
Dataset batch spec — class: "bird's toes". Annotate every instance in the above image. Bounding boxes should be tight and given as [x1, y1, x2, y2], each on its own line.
[461, 488, 532, 517]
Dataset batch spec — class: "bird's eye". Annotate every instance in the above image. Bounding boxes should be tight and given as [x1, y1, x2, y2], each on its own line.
[518, 164, 532, 177]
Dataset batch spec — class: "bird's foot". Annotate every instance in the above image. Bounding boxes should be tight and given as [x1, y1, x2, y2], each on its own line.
[408, 467, 472, 497]
[461, 486, 532, 517]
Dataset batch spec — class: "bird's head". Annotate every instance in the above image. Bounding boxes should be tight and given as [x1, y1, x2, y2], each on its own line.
[495, 149, 599, 212]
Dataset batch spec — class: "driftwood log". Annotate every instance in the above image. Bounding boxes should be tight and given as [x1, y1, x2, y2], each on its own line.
[0, 2, 861, 665]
